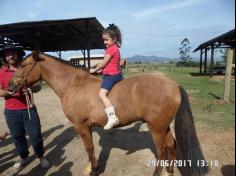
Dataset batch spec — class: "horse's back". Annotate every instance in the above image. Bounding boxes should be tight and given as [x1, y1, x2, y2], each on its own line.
[109, 73, 181, 124]
[111, 73, 180, 97]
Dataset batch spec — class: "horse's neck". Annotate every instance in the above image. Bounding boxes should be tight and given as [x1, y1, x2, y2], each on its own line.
[38, 55, 89, 97]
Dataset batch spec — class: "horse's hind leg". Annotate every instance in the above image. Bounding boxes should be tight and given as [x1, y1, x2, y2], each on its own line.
[164, 128, 176, 176]
[74, 123, 99, 176]
[149, 125, 167, 176]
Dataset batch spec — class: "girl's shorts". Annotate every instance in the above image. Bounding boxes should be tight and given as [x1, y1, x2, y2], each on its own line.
[101, 73, 123, 90]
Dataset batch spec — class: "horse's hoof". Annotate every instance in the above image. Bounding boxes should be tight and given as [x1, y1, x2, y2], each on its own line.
[153, 172, 161, 176]
[153, 169, 162, 176]
[153, 173, 161, 176]
[90, 167, 99, 176]
[163, 169, 174, 176]
[90, 170, 99, 176]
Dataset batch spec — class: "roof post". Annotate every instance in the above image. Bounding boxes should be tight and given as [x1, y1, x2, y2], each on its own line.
[82, 49, 86, 67]
[34, 31, 40, 51]
[210, 45, 215, 77]
[204, 48, 207, 73]
[200, 49, 203, 73]
[87, 49, 90, 69]
[86, 20, 91, 69]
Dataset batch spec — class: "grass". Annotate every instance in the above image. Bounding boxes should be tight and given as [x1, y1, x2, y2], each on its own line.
[124, 64, 235, 130]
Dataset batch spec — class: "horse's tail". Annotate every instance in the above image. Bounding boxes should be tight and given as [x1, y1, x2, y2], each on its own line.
[175, 86, 208, 175]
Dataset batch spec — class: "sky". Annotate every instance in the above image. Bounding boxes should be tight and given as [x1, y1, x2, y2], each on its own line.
[0, 0, 235, 59]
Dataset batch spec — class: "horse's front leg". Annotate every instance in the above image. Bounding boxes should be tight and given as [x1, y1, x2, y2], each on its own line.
[74, 123, 99, 176]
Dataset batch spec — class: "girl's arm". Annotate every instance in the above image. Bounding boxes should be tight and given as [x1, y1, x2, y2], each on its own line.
[90, 54, 111, 73]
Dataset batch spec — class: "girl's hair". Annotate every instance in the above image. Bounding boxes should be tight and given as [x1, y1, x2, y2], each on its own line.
[103, 24, 122, 47]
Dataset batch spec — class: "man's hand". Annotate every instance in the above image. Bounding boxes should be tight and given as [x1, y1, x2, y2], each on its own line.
[10, 91, 20, 97]
[7, 91, 20, 97]
[22, 88, 29, 96]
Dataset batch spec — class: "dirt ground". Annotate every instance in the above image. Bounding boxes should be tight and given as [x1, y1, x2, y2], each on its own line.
[0, 88, 235, 176]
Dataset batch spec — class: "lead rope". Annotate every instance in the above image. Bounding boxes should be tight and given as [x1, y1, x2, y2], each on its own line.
[25, 88, 34, 121]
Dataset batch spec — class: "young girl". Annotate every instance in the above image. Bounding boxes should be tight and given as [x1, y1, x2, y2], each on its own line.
[89, 24, 123, 130]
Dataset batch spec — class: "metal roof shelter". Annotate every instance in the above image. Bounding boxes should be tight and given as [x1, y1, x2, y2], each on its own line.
[193, 29, 235, 75]
[0, 17, 105, 68]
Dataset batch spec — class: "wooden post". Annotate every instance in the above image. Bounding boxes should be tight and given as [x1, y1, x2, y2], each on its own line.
[223, 48, 234, 102]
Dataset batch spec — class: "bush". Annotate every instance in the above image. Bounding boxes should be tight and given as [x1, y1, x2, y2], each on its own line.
[176, 61, 199, 67]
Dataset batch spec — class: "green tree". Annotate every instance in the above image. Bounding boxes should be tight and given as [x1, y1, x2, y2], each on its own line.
[178, 38, 192, 66]
[219, 48, 228, 63]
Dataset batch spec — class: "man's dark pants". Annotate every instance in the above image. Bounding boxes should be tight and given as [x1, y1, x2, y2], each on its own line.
[4, 107, 44, 159]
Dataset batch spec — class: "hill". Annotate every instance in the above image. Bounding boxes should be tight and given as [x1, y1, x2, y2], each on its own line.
[126, 55, 176, 63]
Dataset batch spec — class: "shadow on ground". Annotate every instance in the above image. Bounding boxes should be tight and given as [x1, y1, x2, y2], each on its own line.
[17, 125, 76, 176]
[0, 124, 68, 175]
[221, 165, 235, 176]
[2, 122, 157, 176]
[94, 122, 156, 174]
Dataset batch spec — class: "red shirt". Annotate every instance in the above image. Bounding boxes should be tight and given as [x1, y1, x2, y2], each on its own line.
[0, 67, 28, 110]
[103, 44, 121, 75]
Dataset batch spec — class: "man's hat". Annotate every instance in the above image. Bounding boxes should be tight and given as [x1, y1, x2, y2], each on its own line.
[0, 44, 26, 59]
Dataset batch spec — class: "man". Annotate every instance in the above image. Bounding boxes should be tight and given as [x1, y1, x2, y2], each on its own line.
[0, 44, 49, 169]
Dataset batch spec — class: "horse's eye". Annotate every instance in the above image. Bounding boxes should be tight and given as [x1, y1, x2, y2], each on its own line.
[20, 64, 27, 68]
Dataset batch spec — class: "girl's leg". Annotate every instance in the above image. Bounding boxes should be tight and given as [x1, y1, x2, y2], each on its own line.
[99, 88, 119, 130]
[99, 88, 112, 108]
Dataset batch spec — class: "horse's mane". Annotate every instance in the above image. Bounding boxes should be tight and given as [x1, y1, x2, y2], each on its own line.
[23, 53, 89, 72]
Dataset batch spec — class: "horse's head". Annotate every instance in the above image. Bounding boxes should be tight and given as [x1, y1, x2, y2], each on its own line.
[8, 50, 42, 93]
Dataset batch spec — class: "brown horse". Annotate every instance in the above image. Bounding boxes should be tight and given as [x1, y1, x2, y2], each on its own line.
[9, 51, 208, 176]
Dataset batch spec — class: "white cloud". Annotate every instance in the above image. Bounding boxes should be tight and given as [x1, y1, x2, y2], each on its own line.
[27, 12, 39, 19]
[132, 0, 205, 19]
[34, 2, 45, 8]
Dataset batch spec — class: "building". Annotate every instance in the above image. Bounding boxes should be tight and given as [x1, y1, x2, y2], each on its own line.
[194, 29, 235, 75]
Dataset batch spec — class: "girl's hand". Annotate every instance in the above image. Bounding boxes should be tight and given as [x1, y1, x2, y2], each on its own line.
[89, 68, 97, 74]
[97, 69, 102, 73]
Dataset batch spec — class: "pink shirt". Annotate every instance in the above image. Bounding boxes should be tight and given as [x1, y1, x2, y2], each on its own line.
[103, 44, 121, 75]
[0, 67, 28, 110]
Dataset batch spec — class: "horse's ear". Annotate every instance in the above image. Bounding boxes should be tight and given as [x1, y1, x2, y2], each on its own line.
[32, 50, 40, 61]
